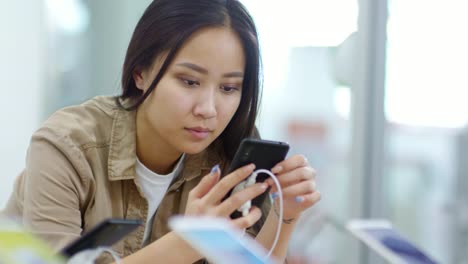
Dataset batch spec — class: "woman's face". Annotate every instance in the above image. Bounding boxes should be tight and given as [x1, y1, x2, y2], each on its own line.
[134, 27, 245, 155]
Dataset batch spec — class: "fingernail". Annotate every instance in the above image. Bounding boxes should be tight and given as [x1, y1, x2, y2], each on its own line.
[271, 192, 279, 199]
[271, 166, 283, 174]
[260, 183, 268, 190]
[210, 164, 220, 175]
[295, 196, 304, 203]
[244, 163, 255, 172]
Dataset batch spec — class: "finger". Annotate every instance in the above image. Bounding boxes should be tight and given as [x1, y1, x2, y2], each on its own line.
[216, 182, 268, 216]
[188, 164, 220, 199]
[203, 163, 256, 203]
[271, 154, 309, 174]
[266, 166, 316, 189]
[295, 191, 321, 209]
[279, 180, 317, 199]
[231, 206, 262, 230]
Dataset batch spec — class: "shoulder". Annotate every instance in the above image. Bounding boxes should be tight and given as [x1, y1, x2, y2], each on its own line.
[33, 96, 125, 149]
[26, 96, 136, 187]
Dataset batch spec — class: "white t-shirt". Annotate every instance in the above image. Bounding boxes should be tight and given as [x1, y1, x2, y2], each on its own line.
[134, 154, 185, 245]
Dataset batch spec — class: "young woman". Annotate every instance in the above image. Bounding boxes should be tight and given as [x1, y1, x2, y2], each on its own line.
[2, 0, 320, 263]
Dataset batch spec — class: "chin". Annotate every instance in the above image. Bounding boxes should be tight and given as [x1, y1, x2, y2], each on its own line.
[180, 141, 212, 155]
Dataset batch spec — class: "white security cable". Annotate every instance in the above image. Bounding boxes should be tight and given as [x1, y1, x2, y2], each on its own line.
[236, 169, 283, 260]
[67, 247, 121, 264]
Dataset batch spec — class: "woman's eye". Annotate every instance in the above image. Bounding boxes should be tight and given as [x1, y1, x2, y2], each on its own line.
[220, 85, 239, 93]
[182, 78, 200, 87]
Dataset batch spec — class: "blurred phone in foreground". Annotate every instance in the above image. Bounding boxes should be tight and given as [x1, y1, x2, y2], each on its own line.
[347, 219, 439, 264]
[0, 219, 65, 264]
[169, 216, 275, 264]
[61, 218, 142, 258]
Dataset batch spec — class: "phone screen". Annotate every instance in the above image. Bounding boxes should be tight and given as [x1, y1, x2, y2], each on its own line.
[178, 229, 272, 264]
[362, 227, 438, 264]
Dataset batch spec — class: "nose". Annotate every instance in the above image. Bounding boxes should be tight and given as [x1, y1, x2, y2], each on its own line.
[193, 87, 217, 119]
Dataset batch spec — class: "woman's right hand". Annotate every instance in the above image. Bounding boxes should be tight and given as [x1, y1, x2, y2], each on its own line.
[185, 164, 268, 230]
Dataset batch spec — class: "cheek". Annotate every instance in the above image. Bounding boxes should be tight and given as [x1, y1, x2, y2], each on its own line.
[219, 97, 241, 123]
[151, 81, 193, 117]
[166, 89, 194, 112]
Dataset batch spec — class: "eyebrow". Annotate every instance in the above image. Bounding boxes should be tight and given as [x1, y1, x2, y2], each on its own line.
[176, 62, 243, 78]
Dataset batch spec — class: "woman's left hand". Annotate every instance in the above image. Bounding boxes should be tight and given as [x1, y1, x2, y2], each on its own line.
[265, 154, 321, 221]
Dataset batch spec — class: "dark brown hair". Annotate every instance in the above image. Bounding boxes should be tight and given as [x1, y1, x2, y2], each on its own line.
[117, 0, 262, 160]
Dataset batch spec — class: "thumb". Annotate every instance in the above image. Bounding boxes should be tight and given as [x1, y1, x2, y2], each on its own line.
[191, 164, 221, 198]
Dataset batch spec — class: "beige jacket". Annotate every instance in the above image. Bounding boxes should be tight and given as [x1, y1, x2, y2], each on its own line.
[2, 96, 258, 263]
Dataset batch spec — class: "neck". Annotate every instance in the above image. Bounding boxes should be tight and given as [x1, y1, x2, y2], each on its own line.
[136, 110, 182, 175]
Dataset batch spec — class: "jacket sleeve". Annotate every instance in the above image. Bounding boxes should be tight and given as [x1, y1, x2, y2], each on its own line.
[21, 127, 89, 251]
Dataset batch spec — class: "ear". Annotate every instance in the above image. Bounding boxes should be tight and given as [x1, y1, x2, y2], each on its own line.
[133, 67, 146, 91]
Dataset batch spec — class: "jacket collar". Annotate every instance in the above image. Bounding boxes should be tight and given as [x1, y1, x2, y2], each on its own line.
[107, 104, 138, 181]
[181, 142, 223, 182]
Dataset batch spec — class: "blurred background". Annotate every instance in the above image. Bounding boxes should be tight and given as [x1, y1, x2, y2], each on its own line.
[1, 0, 467, 263]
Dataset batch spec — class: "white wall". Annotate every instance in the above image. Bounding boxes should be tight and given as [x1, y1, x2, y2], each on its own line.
[87, 0, 152, 96]
[0, 0, 153, 209]
[0, 1, 44, 207]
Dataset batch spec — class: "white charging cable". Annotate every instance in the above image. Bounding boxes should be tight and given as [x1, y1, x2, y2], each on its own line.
[233, 169, 283, 260]
[67, 246, 121, 264]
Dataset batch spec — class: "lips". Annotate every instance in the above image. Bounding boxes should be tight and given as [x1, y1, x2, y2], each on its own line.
[185, 126, 213, 140]
[186, 126, 213, 133]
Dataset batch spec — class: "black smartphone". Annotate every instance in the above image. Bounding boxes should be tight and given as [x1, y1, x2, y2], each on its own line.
[60, 218, 143, 258]
[224, 138, 290, 219]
